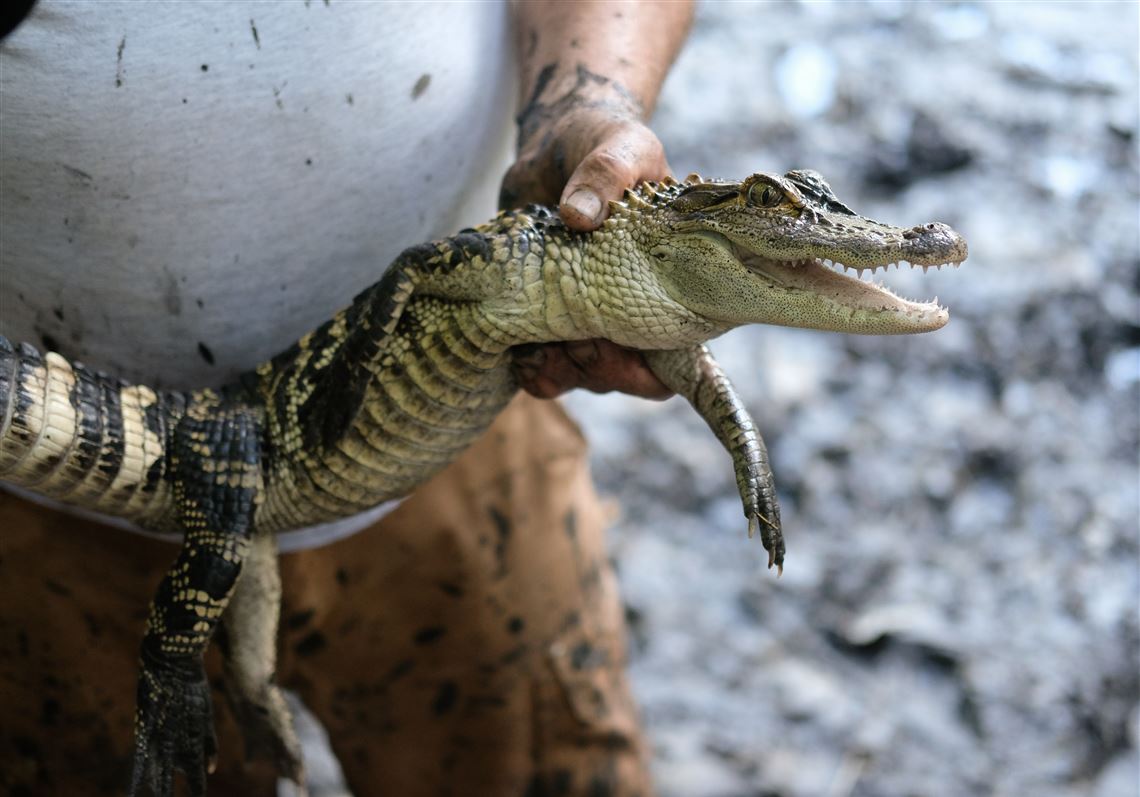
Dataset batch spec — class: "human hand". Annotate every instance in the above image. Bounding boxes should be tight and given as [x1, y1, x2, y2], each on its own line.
[501, 103, 673, 400]
[500, 103, 670, 231]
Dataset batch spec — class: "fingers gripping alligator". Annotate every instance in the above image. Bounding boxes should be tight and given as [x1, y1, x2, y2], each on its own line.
[0, 170, 966, 795]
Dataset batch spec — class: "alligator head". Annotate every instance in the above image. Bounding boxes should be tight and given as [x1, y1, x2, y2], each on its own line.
[618, 169, 968, 336]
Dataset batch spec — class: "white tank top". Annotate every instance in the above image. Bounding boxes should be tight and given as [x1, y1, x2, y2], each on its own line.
[0, 0, 517, 548]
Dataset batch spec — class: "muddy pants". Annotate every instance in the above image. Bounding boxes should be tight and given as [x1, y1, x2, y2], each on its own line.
[0, 396, 652, 796]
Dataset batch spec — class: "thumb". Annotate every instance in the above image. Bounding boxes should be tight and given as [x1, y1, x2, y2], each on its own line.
[559, 129, 668, 232]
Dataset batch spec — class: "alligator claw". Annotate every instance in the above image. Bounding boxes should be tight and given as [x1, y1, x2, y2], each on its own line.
[129, 655, 217, 797]
[748, 509, 784, 576]
[643, 346, 788, 576]
[222, 677, 306, 788]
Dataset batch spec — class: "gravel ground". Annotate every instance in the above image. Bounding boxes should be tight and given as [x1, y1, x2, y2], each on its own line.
[561, 2, 1139, 796]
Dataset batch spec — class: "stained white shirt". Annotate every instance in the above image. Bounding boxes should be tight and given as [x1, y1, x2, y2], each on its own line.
[0, 1, 517, 549]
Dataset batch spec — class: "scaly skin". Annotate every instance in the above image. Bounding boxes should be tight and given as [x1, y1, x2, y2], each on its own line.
[0, 170, 966, 796]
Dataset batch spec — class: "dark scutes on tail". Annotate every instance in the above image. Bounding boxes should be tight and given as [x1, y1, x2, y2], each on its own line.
[0, 336, 181, 527]
[0, 335, 15, 441]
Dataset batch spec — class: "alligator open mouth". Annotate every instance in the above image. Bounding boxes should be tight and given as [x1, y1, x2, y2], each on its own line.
[734, 248, 963, 333]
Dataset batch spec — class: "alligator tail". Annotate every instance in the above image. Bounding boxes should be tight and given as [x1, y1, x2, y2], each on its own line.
[0, 336, 180, 527]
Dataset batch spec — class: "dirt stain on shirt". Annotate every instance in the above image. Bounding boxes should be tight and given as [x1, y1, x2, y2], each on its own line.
[115, 36, 126, 87]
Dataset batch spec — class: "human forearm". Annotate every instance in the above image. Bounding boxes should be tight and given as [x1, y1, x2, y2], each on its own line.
[513, 0, 694, 142]
[504, 0, 694, 222]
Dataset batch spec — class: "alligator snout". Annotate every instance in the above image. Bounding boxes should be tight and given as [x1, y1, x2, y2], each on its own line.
[902, 222, 968, 263]
[904, 222, 951, 238]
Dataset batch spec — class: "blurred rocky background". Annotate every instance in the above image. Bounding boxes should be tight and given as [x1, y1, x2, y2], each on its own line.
[561, 2, 1139, 796]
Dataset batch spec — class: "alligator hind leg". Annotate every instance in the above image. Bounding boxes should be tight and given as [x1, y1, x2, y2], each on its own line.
[645, 346, 785, 572]
[217, 532, 306, 791]
[130, 406, 263, 797]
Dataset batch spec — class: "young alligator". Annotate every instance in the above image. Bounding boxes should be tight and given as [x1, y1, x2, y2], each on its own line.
[0, 170, 966, 796]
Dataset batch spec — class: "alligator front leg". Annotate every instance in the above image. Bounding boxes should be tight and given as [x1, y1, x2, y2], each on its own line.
[217, 532, 305, 790]
[130, 407, 263, 797]
[644, 346, 785, 572]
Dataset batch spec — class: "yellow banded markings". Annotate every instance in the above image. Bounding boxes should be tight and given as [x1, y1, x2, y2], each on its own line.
[96, 384, 164, 519]
[0, 357, 47, 476]
[21, 352, 80, 490]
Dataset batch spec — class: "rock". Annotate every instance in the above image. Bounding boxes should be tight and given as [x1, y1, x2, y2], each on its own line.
[840, 602, 961, 656]
[769, 658, 857, 727]
[1002, 31, 1130, 94]
[774, 43, 838, 119]
[1105, 347, 1140, 390]
[1094, 751, 1140, 797]
[652, 725, 748, 797]
[863, 111, 974, 190]
[930, 3, 990, 41]
[1039, 154, 1101, 200]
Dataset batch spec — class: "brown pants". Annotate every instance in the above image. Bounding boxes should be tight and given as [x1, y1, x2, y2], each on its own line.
[0, 396, 652, 797]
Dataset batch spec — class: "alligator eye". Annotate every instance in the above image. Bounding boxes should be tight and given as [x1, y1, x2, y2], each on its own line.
[749, 183, 783, 208]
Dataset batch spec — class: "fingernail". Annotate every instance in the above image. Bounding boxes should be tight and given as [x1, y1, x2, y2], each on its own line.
[565, 189, 602, 223]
